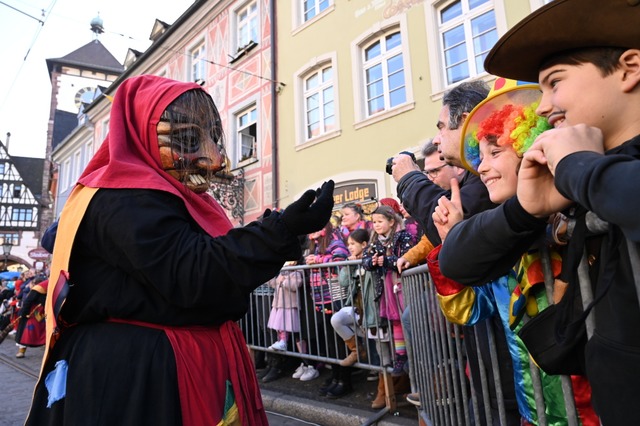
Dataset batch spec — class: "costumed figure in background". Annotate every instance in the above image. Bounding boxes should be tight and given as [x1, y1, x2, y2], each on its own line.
[14, 275, 48, 358]
[26, 75, 334, 426]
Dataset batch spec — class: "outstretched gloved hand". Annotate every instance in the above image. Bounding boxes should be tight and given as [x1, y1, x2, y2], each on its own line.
[281, 180, 335, 235]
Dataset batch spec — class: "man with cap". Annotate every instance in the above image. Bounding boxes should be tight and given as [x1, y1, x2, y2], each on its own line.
[440, 0, 640, 423]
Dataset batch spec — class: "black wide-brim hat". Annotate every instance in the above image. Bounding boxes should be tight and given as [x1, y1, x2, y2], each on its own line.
[485, 0, 640, 82]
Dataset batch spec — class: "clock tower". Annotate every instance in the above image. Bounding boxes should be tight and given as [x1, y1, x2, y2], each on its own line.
[41, 15, 124, 234]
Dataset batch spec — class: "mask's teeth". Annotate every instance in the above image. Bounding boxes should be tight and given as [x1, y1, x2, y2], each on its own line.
[158, 135, 172, 146]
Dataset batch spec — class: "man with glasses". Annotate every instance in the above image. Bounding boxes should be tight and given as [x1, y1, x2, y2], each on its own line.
[422, 140, 465, 190]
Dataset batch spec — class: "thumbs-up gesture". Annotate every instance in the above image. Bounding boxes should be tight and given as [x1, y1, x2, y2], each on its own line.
[432, 178, 464, 242]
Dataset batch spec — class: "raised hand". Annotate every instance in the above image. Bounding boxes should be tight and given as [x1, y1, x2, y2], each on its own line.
[281, 180, 335, 235]
[391, 153, 421, 183]
[518, 143, 573, 218]
[432, 178, 464, 241]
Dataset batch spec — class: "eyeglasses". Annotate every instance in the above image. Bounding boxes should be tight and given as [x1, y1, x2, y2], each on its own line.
[424, 164, 446, 179]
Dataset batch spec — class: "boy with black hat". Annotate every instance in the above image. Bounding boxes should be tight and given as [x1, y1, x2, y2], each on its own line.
[439, 0, 640, 423]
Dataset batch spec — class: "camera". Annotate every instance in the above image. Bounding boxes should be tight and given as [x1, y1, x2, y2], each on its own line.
[386, 151, 417, 175]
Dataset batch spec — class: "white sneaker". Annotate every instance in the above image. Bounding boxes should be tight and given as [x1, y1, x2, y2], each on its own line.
[268, 340, 287, 351]
[299, 365, 319, 381]
[292, 363, 307, 379]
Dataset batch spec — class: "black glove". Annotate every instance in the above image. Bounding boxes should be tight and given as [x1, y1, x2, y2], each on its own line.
[281, 180, 335, 235]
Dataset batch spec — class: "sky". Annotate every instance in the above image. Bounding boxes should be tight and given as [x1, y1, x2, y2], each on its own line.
[0, 0, 195, 159]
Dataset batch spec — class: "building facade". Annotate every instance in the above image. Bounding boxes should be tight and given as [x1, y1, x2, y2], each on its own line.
[0, 135, 46, 271]
[50, 0, 553, 226]
[52, 0, 278, 226]
[274, 0, 552, 212]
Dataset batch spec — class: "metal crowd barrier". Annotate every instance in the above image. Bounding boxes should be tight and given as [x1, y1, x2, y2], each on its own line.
[403, 247, 583, 426]
[240, 250, 596, 426]
[240, 260, 403, 422]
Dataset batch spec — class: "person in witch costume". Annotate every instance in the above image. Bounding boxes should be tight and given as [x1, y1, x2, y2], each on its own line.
[26, 75, 335, 426]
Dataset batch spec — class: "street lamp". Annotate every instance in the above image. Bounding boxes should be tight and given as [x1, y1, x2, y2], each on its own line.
[2, 240, 13, 271]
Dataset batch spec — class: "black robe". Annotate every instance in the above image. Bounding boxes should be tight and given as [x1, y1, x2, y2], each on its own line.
[27, 188, 301, 425]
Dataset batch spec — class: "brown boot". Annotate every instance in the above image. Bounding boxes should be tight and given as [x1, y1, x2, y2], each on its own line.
[340, 336, 367, 367]
[392, 372, 411, 396]
[371, 373, 386, 409]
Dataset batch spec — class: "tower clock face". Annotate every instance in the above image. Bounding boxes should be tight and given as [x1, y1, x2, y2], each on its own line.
[74, 86, 97, 108]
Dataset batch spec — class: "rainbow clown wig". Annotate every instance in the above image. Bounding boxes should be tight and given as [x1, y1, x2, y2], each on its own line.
[460, 78, 552, 174]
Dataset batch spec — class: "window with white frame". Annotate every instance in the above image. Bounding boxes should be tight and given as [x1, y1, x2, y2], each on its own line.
[74, 150, 82, 183]
[530, 0, 554, 9]
[190, 42, 207, 83]
[303, 64, 336, 140]
[63, 159, 71, 190]
[12, 208, 33, 222]
[101, 118, 110, 142]
[85, 142, 93, 169]
[438, 0, 497, 85]
[237, 1, 258, 50]
[362, 30, 407, 117]
[236, 106, 257, 164]
[0, 232, 18, 245]
[302, 0, 331, 22]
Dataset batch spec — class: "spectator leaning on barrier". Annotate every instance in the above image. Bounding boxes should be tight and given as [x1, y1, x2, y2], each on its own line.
[397, 138, 463, 407]
[392, 80, 522, 425]
[396, 139, 464, 273]
[332, 228, 370, 369]
[430, 79, 598, 425]
[305, 221, 350, 391]
[440, 0, 640, 423]
[362, 205, 415, 376]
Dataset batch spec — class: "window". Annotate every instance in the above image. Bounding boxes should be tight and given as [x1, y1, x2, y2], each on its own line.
[237, 2, 258, 49]
[530, 0, 554, 10]
[438, 0, 497, 85]
[12, 184, 22, 198]
[190, 42, 207, 83]
[244, 178, 258, 211]
[0, 163, 4, 176]
[85, 142, 93, 169]
[236, 106, 257, 164]
[294, 53, 341, 145]
[0, 233, 18, 245]
[303, 0, 331, 22]
[304, 65, 335, 140]
[63, 159, 71, 190]
[74, 150, 82, 183]
[101, 118, 110, 141]
[12, 208, 33, 222]
[352, 17, 414, 127]
[293, 0, 334, 31]
[363, 31, 407, 116]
